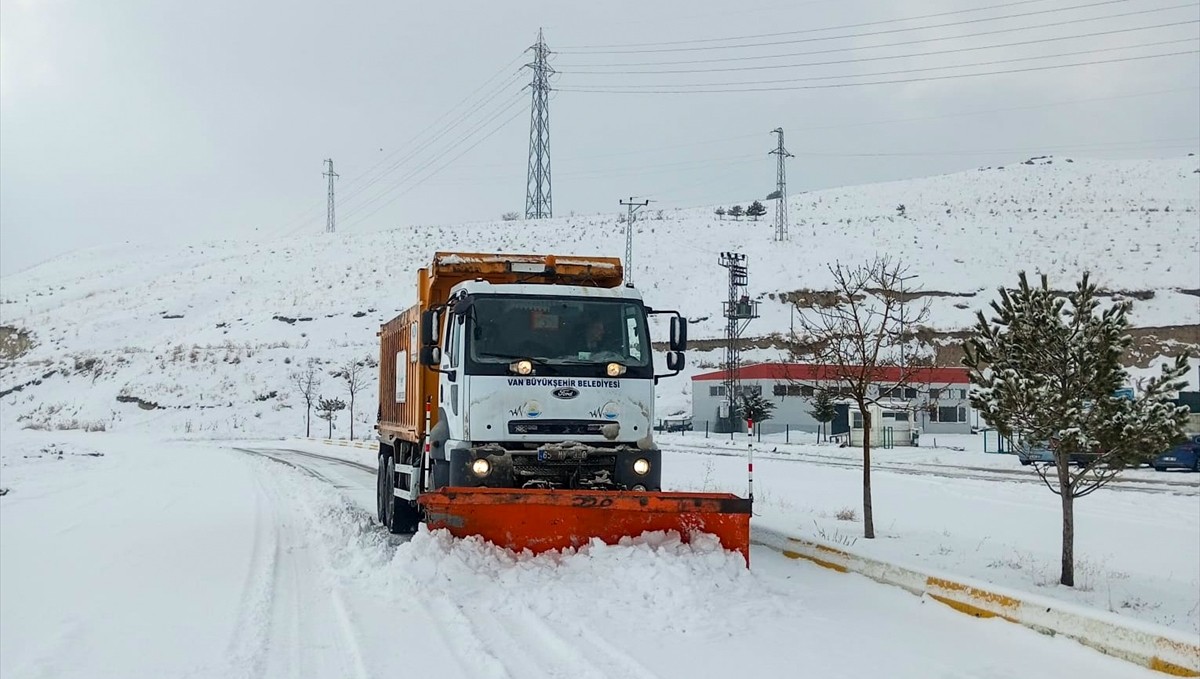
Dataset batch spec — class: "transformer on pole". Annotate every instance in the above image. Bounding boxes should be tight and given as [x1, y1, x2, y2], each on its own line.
[323, 158, 339, 233]
[769, 128, 793, 242]
[525, 29, 554, 220]
[719, 252, 758, 434]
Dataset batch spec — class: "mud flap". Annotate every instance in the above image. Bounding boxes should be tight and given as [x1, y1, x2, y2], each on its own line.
[419, 487, 752, 566]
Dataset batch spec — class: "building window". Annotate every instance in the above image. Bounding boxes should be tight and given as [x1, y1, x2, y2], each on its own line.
[852, 413, 863, 428]
[929, 388, 942, 400]
[710, 385, 726, 397]
[904, 387, 918, 399]
[894, 412, 910, 421]
[737, 385, 762, 397]
[772, 384, 808, 397]
[937, 406, 960, 422]
[958, 389, 968, 400]
[958, 406, 967, 422]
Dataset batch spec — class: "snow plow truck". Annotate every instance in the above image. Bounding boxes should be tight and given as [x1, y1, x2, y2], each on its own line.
[375, 252, 752, 562]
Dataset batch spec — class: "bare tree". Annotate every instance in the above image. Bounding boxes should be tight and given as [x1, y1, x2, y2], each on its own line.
[785, 257, 930, 538]
[290, 360, 320, 437]
[337, 357, 369, 440]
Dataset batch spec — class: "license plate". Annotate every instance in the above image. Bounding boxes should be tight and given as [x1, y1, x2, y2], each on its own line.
[538, 448, 588, 462]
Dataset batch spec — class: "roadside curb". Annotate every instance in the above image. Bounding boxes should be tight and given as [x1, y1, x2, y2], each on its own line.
[753, 529, 1200, 676]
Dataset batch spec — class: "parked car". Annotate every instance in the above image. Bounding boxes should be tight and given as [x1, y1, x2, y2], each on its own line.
[1153, 437, 1200, 472]
[1015, 443, 1055, 466]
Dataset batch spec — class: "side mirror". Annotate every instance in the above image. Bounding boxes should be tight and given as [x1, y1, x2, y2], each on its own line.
[666, 351, 684, 372]
[419, 345, 441, 366]
[670, 317, 688, 352]
[421, 309, 440, 346]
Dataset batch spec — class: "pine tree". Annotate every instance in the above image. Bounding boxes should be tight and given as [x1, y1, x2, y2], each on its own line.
[728, 205, 744, 221]
[316, 396, 347, 439]
[746, 200, 767, 221]
[736, 391, 776, 425]
[964, 272, 1190, 586]
[808, 388, 837, 442]
[715, 206, 726, 220]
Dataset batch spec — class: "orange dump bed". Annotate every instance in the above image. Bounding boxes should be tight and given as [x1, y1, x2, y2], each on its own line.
[420, 487, 753, 565]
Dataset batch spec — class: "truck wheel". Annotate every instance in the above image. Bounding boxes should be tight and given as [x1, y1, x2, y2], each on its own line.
[383, 456, 421, 534]
[376, 452, 388, 524]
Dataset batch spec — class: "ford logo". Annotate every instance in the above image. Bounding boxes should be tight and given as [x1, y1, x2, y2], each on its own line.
[551, 387, 579, 400]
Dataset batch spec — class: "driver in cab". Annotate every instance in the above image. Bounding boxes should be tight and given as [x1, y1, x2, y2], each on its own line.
[581, 318, 614, 358]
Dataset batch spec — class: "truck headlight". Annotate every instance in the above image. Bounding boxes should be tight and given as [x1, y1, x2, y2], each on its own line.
[606, 362, 626, 377]
[633, 458, 650, 475]
[510, 359, 534, 375]
[471, 458, 491, 477]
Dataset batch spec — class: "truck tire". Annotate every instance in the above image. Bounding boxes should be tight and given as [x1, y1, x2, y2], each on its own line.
[383, 455, 421, 534]
[376, 452, 389, 524]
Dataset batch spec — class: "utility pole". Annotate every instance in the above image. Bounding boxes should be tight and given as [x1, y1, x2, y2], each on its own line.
[769, 128, 793, 242]
[323, 158, 339, 234]
[620, 197, 650, 286]
[719, 252, 758, 435]
[525, 29, 554, 220]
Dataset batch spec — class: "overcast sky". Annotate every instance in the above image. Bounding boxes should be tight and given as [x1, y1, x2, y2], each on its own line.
[2, 0, 1197, 275]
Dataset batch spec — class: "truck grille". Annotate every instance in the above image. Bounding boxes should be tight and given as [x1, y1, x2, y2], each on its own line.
[508, 419, 610, 436]
[512, 454, 618, 479]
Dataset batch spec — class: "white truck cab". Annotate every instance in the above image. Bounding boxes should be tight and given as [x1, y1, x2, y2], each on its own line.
[422, 279, 686, 491]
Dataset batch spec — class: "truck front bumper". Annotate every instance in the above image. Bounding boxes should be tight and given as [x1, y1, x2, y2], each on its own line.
[447, 442, 661, 491]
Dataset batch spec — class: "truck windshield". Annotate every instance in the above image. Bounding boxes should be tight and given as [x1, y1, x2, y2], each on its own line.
[468, 295, 650, 367]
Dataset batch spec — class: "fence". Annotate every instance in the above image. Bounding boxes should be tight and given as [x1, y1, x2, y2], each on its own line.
[656, 420, 837, 444]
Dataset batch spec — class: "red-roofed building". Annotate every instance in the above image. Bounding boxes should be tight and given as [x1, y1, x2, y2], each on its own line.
[691, 362, 975, 435]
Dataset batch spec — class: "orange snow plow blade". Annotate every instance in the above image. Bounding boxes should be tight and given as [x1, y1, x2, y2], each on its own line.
[420, 488, 753, 565]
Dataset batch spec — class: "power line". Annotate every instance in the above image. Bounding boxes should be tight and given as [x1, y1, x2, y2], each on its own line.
[562, 38, 1199, 89]
[557, 50, 1199, 94]
[413, 85, 1198, 181]
[559, 20, 1198, 75]
[336, 55, 526, 204]
[556, 0, 1138, 54]
[555, 3, 1198, 67]
[337, 93, 527, 225]
[333, 71, 526, 213]
[793, 136, 1199, 157]
[340, 100, 529, 231]
[558, 0, 1059, 49]
[273, 53, 526, 238]
[352, 86, 1197, 190]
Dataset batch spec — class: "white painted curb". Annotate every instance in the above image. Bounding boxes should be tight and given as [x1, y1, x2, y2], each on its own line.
[753, 529, 1200, 676]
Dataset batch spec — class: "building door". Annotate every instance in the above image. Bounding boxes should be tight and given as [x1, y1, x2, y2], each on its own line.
[830, 403, 851, 437]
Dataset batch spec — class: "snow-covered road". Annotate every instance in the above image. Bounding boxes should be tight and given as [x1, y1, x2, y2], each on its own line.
[0, 434, 1169, 678]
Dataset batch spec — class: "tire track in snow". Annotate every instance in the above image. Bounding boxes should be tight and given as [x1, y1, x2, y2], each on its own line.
[224, 462, 280, 679]
[230, 451, 373, 679]
[409, 591, 513, 679]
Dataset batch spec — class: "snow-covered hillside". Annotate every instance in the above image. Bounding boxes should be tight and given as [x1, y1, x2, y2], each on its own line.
[1, 156, 1197, 436]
